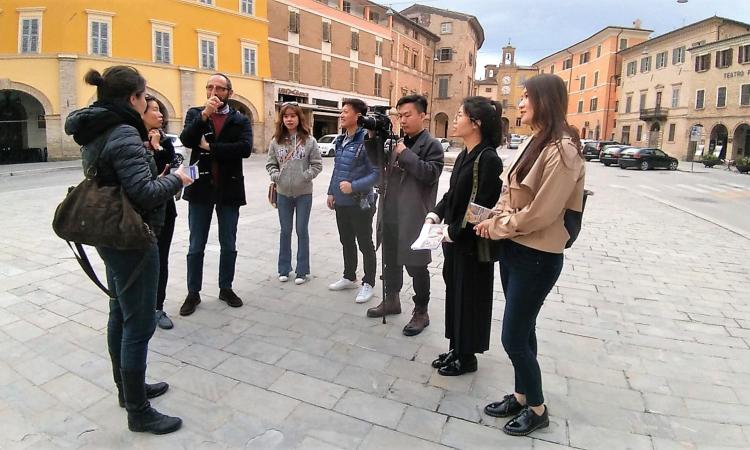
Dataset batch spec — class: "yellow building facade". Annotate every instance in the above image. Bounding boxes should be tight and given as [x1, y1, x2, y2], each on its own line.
[0, 0, 269, 160]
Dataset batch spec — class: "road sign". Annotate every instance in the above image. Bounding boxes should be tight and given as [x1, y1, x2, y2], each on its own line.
[690, 125, 702, 142]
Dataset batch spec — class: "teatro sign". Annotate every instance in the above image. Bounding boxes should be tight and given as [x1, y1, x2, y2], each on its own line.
[724, 69, 750, 79]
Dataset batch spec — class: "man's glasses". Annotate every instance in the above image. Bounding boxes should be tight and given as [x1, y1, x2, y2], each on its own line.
[206, 85, 229, 92]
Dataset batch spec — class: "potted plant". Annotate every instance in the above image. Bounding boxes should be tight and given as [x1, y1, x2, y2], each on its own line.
[735, 156, 750, 174]
[702, 154, 721, 168]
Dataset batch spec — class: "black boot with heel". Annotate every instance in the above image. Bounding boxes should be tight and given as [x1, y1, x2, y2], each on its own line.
[121, 368, 182, 435]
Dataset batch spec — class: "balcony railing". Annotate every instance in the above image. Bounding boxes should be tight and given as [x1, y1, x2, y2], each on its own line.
[639, 107, 669, 121]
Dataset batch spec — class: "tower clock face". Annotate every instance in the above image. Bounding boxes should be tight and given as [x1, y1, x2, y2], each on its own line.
[501, 86, 511, 95]
[502, 75, 511, 85]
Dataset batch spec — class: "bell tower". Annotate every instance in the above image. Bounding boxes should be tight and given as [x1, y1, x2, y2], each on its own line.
[501, 43, 515, 66]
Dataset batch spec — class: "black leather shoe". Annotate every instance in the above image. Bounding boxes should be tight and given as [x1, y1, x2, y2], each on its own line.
[179, 292, 201, 316]
[431, 350, 456, 368]
[219, 288, 243, 307]
[503, 406, 549, 436]
[485, 394, 524, 418]
[437, 355, 477, 376]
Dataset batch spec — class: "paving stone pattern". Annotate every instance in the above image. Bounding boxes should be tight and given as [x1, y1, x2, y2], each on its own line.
[0, 159, 748, 449]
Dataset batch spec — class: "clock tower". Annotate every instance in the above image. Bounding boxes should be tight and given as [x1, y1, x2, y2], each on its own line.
[501, 44, 516, 66]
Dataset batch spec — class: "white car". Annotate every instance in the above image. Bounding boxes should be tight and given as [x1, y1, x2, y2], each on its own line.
[165, 133, 188, 166]
[439, 138, 451, 151]
[508, 136, 523, 149]
[317, 134, 338, 156]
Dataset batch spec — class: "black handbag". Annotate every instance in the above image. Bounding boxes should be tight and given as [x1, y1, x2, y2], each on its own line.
[52, 133, 155, 295]
[564, 189, 593, 249]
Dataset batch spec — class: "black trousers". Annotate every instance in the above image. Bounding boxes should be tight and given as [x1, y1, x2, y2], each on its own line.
[335, 205, 376, 286]
[155, 210, 176, 311]
[383, 221, 430, 306]
[499, 240, 563, 407]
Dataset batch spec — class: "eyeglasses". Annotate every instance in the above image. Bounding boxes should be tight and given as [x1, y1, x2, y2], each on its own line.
[206, 85, 229, 92]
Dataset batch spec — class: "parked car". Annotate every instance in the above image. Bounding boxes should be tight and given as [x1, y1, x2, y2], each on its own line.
[600, 145, 630, 166]
[583, 140, 620, 161]
[165, 133, 187, 166]
[317, 134, 337, 156]
[439, 138, 451, 151]
[619, 148, 679, 171]
[508, 135, 523, 149]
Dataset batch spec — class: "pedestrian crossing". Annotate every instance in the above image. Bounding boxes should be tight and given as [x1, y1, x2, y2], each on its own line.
[609, 182, 750, 198]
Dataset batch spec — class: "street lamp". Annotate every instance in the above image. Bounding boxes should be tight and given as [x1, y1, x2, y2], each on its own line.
[677, 0, 688, 3]
[429, 55, 439, 133]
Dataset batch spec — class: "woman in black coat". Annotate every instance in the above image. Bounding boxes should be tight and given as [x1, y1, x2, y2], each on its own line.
[143, 95, 179, 330]
[426, 96, 503, 376]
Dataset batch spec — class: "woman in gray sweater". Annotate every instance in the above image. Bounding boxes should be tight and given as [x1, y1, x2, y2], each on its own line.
[266, 102, 323, 284]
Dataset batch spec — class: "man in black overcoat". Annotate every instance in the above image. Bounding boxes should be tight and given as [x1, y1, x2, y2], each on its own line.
[365, 95, 444, 336]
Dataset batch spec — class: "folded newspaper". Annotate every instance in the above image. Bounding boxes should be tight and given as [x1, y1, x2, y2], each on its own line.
[464, 202, 494, 225]
[411, 224, 449, 251]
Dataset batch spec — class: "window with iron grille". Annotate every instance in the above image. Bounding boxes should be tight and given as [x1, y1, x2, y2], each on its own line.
[438, 48, 452, 61]
[90, 21, 109, 56]
[20, 18, 40, 53]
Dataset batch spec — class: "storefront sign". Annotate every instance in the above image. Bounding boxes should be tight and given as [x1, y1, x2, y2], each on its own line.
[278, 88, 309, 97]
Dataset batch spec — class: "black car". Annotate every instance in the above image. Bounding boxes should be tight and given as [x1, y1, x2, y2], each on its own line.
[619, 148, 679, 171]
[583, 140, 620, 161]
[600, 145, 630, 166]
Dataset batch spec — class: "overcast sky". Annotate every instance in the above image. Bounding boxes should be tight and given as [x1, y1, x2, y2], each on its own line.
[393, 0, 750, 77]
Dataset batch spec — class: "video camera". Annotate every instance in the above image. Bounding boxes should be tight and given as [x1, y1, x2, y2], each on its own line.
[357, 105, 393, 137]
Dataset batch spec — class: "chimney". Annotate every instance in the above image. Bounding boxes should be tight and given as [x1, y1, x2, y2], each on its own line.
[633, 19, 642, 29]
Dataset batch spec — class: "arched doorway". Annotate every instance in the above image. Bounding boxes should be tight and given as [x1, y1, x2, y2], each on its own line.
[733, 123, 750, 159]
[710, 124, 728, 159]
[648, 122, 661, 148]
[434, 112, 449, 139]
[0, 90, 47, 164]
[227, 99, 253, 123]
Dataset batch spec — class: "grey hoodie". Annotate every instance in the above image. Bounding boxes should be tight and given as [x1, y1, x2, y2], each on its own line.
[266, 134, 323, 198]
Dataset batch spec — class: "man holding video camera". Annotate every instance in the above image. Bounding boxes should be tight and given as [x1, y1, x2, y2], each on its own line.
[178, 73, 253, 316]
[365, 95, 444, 336]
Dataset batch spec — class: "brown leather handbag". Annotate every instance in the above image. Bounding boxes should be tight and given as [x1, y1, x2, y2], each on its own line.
[268, 182, 278, 208]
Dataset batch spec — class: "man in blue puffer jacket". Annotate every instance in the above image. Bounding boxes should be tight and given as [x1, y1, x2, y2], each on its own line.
[326, 98, 379, 303]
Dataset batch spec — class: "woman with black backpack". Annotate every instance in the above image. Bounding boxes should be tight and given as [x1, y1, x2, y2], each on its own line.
[474, 74, 586, 437]
[64, 66, 192, 435]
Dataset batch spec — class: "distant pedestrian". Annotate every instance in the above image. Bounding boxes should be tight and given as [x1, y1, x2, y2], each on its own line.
[266, 102, 323, 284]
[426, 96, 503, 377]
[178, 73, 253, 316]
[475, 74, 586, 436]
[326, 98, 379, 303]
[65, 66, 192, 434]
[142, 95, 178, 330]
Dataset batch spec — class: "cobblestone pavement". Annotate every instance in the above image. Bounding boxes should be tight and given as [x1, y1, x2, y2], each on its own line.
[1, 157, 748, 449]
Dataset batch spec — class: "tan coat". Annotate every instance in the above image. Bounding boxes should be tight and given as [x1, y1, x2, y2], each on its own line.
[488, 135, 585, 254]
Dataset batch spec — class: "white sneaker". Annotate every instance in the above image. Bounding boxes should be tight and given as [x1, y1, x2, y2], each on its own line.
[356, 283, 374, 303]
[278, 274, 289, 282]
[295, 276, 308, 285]
[328, 278, 359, 291]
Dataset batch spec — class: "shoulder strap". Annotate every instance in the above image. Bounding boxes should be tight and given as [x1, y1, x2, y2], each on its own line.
[67, 242, 149, 298]
[461, 146, 490, 228]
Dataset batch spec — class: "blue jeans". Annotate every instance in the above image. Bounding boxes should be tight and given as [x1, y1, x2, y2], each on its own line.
[187, 202, 240, 293]
[498, 240, 563, 407]
[277, 193, 312, 277]
[98, 243, 159, 372]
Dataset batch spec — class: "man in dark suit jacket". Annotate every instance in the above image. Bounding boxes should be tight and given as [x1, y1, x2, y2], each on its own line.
[178, 73, 253, 316]
[365, 95, 444, 336]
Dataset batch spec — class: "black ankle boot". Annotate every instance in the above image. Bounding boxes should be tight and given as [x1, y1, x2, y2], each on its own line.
[121, 368, 182, 435]
[503, 406, 549, 436]
[117, 382, 170, 408]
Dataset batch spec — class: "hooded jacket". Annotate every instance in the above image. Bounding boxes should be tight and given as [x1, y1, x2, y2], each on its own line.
[65, 102, 182, 233]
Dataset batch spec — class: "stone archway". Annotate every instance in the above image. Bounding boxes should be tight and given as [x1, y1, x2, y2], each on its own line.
[710, 124, 729, 159]
[648, 122, 661, 148]
[0, 89, 49, 163]
[226, 93, 261, 152]
[434, 112, 449, 139]
[145, 87, 178, 133]
[732, 123, 750, 159]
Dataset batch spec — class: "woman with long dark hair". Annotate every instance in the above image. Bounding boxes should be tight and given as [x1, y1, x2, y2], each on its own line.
[475, 74, 586, 436]
[142, 95, 179, 330]
[426, 96, 503, 376]
[65, 66, 192, 434]
[266, 102, 323, 284]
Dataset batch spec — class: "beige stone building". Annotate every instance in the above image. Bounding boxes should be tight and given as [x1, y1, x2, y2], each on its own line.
[535, 25, 652, 141]
[478, 45, 537, 138]
[264, 0, 394, 143]
[401, 4, 484, 139]
[616, 17, 750, 161]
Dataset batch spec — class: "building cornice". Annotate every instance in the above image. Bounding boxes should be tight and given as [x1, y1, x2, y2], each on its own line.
[534, 26, 653, 66]
[176, 0, 269, 25]
[689, 32, 750, 52]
